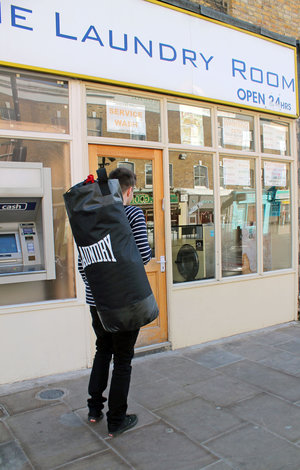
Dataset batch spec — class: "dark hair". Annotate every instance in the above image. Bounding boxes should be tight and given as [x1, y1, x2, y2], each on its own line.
[109, 167, 136, 192]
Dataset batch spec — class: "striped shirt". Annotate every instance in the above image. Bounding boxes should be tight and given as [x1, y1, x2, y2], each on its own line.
[78, 205, 152, 306]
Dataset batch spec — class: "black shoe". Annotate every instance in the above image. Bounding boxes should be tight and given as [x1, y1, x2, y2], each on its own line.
[88, 410, 104, 424]
[108, 414, 138, 437]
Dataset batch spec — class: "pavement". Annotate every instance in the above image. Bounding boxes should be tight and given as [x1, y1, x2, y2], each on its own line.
[2, 323, 300, 470]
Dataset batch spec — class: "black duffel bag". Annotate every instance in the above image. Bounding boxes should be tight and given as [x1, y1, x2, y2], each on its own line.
[63, 168, 159, 332]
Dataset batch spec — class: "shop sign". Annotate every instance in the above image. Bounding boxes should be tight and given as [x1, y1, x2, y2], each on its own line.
[0, 202, 36, 211]
[133, 193, 178, 205]
[132, 193, 153, 205]
[0, 0, 297, 116]
[170, 194, 179, 204]
[106, 101, 146, 135]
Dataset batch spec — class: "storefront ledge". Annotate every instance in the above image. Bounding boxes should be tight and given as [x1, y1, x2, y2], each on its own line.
[171, 269, 296, 290]
[135, 341, 172, 358]
[0, 298, 87, 315]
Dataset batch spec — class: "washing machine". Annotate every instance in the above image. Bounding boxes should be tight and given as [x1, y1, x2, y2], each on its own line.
[172, 225, 203, 283]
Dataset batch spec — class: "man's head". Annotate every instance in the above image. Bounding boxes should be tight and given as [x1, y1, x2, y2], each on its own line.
[109, 167, 136, 205]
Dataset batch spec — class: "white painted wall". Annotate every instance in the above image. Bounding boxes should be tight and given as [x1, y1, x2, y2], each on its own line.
[169, 272, 297, 349]
[0, 303, 92, 384]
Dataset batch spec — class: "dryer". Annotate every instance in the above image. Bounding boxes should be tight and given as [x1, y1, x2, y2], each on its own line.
[172, 224, 214, 283]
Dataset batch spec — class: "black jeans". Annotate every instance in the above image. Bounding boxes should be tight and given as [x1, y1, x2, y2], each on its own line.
[88, 306, 139, 431]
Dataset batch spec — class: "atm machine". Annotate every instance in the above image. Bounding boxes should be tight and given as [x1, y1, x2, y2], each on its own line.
[0, 162, 55, 284]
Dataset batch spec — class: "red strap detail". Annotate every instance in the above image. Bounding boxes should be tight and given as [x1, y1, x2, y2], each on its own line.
[85, 174, 95, 184]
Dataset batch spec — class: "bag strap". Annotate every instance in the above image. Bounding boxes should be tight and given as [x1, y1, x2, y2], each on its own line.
[97, 168, 111, 196]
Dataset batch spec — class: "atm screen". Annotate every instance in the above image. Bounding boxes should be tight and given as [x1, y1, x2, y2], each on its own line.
[0, 234, 18, 253]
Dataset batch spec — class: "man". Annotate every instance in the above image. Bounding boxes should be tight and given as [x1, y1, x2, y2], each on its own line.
[78, 167, 152, 437]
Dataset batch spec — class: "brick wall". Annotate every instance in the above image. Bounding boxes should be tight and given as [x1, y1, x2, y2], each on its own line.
[187, 0, 300, 38]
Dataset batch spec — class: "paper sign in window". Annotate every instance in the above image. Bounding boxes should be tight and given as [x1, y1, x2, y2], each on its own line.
[179, 105, 208, 146]
[106, 101, 146, 135]
[263, 123, 287, 152]
[222, 118, 251, 149]
[223, 158, 250, 186]
[264, 161, 286, 187]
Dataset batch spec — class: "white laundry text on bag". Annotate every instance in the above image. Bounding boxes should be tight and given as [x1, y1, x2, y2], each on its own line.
[78, 234, 117, 268]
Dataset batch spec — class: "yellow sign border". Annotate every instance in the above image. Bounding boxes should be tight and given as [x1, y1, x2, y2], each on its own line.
[1, 0, 298, 118]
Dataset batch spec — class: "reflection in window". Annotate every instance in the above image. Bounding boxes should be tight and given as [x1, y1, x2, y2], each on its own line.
[217, 110, 254, 151]
[167, 102, 212, 147]
[98, 156, 155, 256]
[86, 89, 161, 141]
[118, 161, 135, 173]
[220, 157, 257, 277]
[0, 70, 69, 133]
[145, 163, 152, 187]
[0, 138, 74, 306]
[169, 151, 215, 283]
[194, 164, 209, 188]
[260, 119, 290, 156]
[262, 161, 291, 271]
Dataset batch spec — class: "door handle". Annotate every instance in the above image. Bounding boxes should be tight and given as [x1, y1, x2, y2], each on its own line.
[156, 255, 166, 272]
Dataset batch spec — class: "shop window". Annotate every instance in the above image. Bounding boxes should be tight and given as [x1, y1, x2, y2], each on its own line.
[145, 163, 173, 188]
[0, 70, 69, 133]
[87, 111, 102, 136]
[219, 163, 225, 188]
[260, 118, 290, 156]
[262, 160, 291, 271]
[167, 102, 212, 147]
[169, 151, 215, 283]
[194, 164, 209, 188]
[220, 156, 257, 277]
[0, 138, 75, 306]
[118, 161, 135, 173]
[169, 164, 173, 188]
[217, 110, 254, 151]
[145, 163, 152, 187]
[86, 89, 161, 141]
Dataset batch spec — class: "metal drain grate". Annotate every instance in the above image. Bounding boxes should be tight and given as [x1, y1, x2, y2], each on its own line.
[38, 389, 65, 400]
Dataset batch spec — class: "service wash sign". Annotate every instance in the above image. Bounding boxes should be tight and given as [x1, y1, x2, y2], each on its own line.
[0, 0, 297, 116]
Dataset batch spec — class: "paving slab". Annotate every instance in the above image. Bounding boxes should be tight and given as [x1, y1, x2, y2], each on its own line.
[6, 403, 107, 469]
[183, 374, 260, 406]
[273, 325, 300, 339]
[157, 396, 243, 444]
[2, 323, 300, 470]
[0, 387, 60, 415]
[142, 355, 218, 386]
[0, 441, 32, 470]
[218, 360, 300, 402]
[228, 392, 300, 442]
[221, 339, 280, 361]
[205, 424, 300, 470]
[258, 349, 300, 376]
[49, 376, 88, 411]
[109, 421, 217, 470]
[0, 422, 12, 444]
[52, 449, 131, 470]
[276, 339, 300, 355]
[75, 400, 160, 439]
[202, 462, 234, 470]
[252, 330, 299, 346]
[130, 361, 165, 386]
[183, 347, 243, 369]
[130, 377, 193, 410]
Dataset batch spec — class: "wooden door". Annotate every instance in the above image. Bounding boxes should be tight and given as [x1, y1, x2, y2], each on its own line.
[88, 145, 168, 347]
